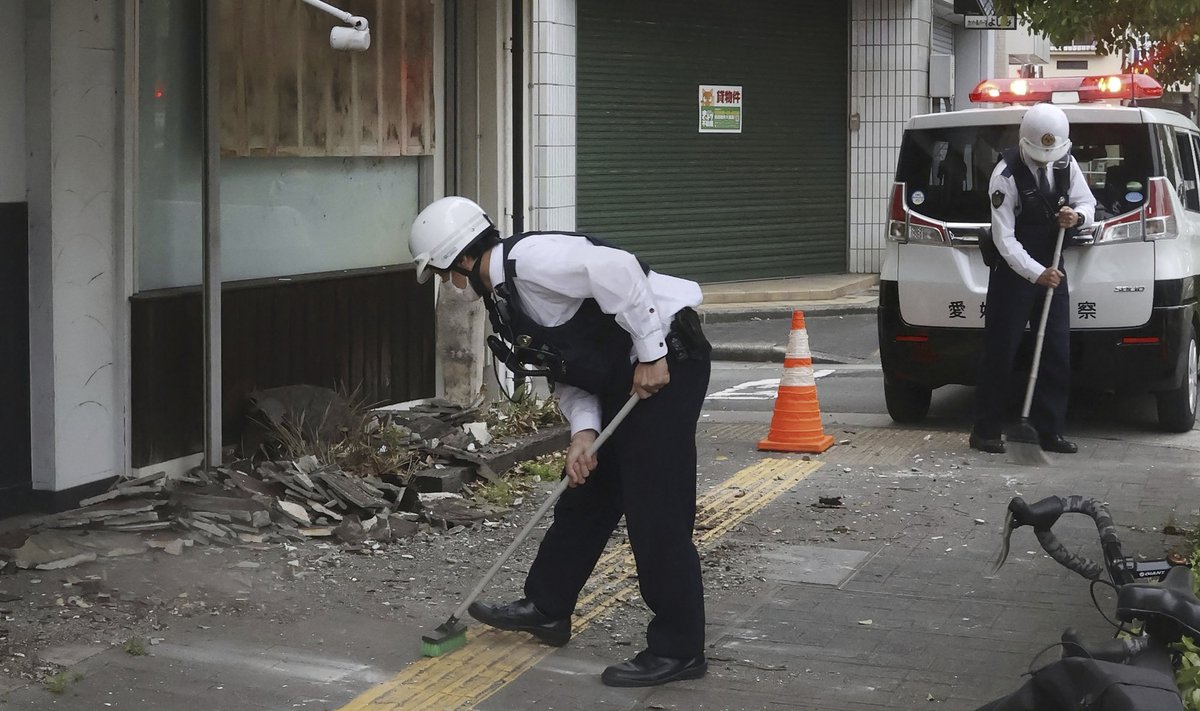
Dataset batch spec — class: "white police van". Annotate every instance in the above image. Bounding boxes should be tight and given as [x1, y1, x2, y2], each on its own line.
[878, 74, 1200, 432]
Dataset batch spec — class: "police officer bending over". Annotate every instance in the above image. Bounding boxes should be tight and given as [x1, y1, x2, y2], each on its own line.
[971, 104, 1096, 455]
[407, 197, 712, 687]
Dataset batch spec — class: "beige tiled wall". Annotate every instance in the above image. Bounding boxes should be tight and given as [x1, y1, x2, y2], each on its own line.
[849, 0, 931, 273]
[530, 0, 577, 231]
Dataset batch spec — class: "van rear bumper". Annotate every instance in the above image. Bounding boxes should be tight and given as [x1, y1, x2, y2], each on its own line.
[878, 280, 1193, 392]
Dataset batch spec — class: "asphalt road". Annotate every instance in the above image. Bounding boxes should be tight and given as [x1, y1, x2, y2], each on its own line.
[704, 312, 1199, 446]
[703, 312, 882, 364]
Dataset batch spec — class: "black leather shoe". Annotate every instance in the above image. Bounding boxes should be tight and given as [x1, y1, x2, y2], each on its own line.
[1040, 434, 1078, 454]
[969, 432, 1006, 454]
[601, 649, 708, 687]
[467, 599, 571, 647]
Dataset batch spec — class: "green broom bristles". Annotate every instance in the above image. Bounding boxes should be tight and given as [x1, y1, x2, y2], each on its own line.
[421, 618, 468, 657]
[420, 632, 467, 657]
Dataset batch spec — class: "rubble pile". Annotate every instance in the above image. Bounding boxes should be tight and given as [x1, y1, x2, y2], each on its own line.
[0, 398, 569, 570]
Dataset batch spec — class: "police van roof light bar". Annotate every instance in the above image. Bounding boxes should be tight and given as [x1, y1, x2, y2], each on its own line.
[969, 74, 1163, 105]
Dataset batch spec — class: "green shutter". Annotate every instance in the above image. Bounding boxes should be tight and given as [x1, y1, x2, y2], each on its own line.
[577, 0, 848, 283]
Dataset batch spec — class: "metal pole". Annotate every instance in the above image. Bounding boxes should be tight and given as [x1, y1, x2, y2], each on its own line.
[201, 0, 223, 470]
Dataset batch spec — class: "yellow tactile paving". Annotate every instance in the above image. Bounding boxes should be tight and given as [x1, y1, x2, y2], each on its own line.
[338, 458, 821, 711]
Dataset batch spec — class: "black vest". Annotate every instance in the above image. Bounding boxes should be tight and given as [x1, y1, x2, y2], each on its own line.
[485, 232, 649, 396]
[1001, 147, 1071, 267]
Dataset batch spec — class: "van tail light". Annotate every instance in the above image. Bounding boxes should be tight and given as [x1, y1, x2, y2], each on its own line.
[886, 182, 948, 245]
[1143, 177, 1178, 240]
[1095, 176, 1177, 243]
[1096, 208, 1144, 244]
[887, 183, 908, 241]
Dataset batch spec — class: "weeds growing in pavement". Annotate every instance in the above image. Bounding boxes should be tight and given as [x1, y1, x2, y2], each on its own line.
[472, 452, 567, 508]
[122, 636, 148, 656]
[44, 670, 82, 694]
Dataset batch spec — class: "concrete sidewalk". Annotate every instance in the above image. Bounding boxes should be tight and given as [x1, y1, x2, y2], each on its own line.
[698, 274, 879, 323]
[3, 421, 1192, 710]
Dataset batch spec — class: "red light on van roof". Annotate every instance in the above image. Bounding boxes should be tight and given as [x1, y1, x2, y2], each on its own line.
[969, 74, 1163, 104]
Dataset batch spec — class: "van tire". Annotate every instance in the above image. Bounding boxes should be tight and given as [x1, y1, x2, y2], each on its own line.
[884, 376, 932, 423]
[1156, 326, 1198, 433]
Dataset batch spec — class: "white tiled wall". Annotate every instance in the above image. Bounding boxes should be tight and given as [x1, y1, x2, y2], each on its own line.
[530, 0, 577, 230]
[849, 0, 931, 273]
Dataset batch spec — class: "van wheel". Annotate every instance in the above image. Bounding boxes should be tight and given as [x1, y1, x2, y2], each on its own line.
[1156, 326, 1198, 433]
[884, 376, 931, 423]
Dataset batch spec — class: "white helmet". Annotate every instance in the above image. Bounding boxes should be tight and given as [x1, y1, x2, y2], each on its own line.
[1019, 103, 1072, 164]
[407, 196, 495, 284]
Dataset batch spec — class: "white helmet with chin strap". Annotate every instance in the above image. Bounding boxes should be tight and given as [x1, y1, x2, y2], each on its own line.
[1019, 103, 1072, 164]
[407, 196, 495, 283]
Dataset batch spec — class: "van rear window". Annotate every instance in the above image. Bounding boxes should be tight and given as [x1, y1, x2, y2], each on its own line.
[894, 123, 1154, 223]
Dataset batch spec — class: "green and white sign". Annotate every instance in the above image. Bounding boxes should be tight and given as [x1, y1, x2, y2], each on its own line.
[699, 85, 742, 133]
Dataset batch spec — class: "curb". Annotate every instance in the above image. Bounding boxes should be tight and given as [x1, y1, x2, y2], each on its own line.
[709, 344, 862, 364]
[698, 300, 878, 324]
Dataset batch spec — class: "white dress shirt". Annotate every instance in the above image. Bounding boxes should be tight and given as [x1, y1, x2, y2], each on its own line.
[489, 232, 703, 435]
[989, 152, 1097, 283]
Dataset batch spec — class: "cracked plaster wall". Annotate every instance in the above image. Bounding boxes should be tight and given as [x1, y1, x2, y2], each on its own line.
[26, 0, 122, 491]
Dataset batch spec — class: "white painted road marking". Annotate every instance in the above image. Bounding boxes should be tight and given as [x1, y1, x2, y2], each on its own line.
[706, 371, 835, 400]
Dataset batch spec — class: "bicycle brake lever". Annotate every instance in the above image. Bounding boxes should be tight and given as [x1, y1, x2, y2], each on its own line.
[989, 508, 1016, 576]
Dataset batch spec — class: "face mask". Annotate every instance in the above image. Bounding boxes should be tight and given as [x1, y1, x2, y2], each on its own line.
[449, 260, 488, 300]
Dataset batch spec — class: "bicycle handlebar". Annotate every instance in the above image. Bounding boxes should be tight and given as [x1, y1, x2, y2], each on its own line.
[1059, 627, 1152, 663]
[1006, 495, 1126, 584]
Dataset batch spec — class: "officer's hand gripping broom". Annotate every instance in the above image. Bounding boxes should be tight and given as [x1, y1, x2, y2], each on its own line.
[1007, 226, 1067, 466]
[420, 393, 640, 657]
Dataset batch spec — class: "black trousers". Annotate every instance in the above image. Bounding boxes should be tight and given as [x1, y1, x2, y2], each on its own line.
[975, 263, 1070, 437]
[524, 353, 711, 659]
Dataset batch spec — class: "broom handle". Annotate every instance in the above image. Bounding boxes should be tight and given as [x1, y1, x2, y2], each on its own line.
[1020, 226, 1068, 419]
[450, 392, 640, 622]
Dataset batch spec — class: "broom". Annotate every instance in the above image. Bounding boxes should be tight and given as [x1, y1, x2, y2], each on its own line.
[420, 392, 640, 657]
[1007, 226, 1067, 466]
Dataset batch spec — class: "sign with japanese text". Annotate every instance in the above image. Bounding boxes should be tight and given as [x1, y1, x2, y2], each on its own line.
[964, 15, 1016, 30]
[699, 85, 743, 133]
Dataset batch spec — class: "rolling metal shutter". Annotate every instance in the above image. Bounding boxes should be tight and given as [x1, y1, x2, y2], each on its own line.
[932, 17, 955, 56]
[576, 0, 848, 283]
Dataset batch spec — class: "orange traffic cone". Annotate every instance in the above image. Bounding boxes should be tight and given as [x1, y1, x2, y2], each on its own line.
[758, 310, 834, 453]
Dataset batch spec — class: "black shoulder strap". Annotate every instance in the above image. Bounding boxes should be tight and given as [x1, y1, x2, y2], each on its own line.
[1002, 147, 1037, 194]
[1052, 156, 1072, 200]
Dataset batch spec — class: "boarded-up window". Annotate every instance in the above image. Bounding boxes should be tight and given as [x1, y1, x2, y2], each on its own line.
[218, 0, 434, 157]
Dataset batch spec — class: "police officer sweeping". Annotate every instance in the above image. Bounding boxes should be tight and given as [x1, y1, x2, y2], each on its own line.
[407, 197, 712, 687]
[970, 103, 1096, 456]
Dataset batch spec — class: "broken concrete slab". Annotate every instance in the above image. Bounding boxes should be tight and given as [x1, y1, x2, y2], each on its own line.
[4, 531, 97, 570]
[70, 531, 150, 558]
[275, 500, 312, 527]
[411, 466, 473, 494]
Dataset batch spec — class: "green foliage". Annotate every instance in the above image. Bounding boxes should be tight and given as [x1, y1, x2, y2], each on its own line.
[1178, 548, 1200, 709]
[472, 453, 566, 508]
[995, 0, 1200, 87]
[122, 636, 148, 656]
[44, 671, 82, 694]
[1178, 635, 1200, 710]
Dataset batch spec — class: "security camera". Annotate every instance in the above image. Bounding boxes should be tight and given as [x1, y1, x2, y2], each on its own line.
[330, 24, 370, 52]
[300, 0, 371, 52]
